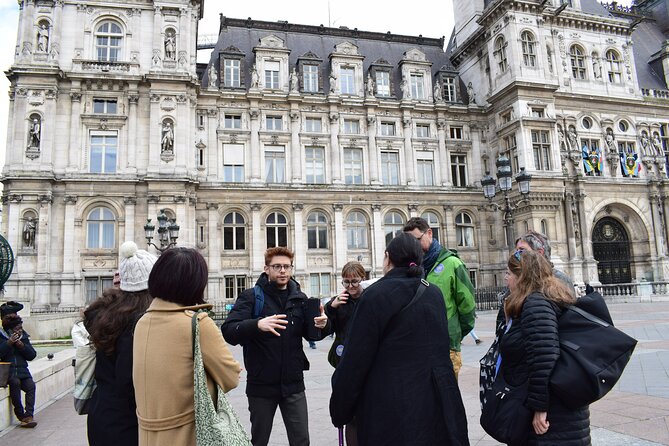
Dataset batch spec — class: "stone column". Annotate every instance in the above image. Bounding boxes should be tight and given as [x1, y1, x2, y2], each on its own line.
[175, 95, 188, 174]
[148, 93, 161, 174]
[292, 203, 305, 272]
[36, 195, 52, 274]
[6, 196, 22, 257]
[333, 203, 345, 273]
[59, 195, 78, 308]
[207, 203, 221, 274]
[437, 120, 450, 186]
[371, 204, 384, 274]
[21, 0, 35, 61]
[152, 6, 162, 68]
[207, 108, 218, 180]
[68, 90, 82, 171]
[127, 90, 139, 173]
[14, 2, 25, 61]
[250, 110, 261, 182]
[123, 197, 136, 243]
[329, 112, 342, 183]
[52, 0, 63, 63]
[563, 191, 578, 260]
[251, 203, 264, 272]
[290, 111, 302, 183]
[403, 117, 416, 185]
[367, 116, 380, 185]
[443, 205, 455, 250]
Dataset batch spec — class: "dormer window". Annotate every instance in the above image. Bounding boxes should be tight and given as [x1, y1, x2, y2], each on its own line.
[443, 77, 456, 102]
[340, 67, 355, 94]
[376, 71, 390, 96]
[303, 65, 319, 92]
[264, 61, 280, 89]
[224, 59, 241, 87]
[410, 72, 425, 100]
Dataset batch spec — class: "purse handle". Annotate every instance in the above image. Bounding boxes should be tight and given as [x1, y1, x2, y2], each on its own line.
[191, 310, 202, 360]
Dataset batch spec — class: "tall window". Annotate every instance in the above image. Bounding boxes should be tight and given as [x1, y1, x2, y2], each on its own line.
[494, 36, 508, 73]
[93, 99, 117, 114]
[305, 118, 322, 133]
[410, 73, 425, 99]
[532, 130, 551, 170]
[86, 277, 114, 302]
[421, 211, 440, 241]
[416, 152, 434, 186]
[264, 61, 280, 89]
[223, 144, 244, 182]
[224, 276, 247, 300]
[95, 21, 123, 62]
[266, 212, 288, 247]
[343, 119, 360, 134]
[310, 273, 331, 297]
[266, 116, 282, 131]
[87, 207, 115, 249]
[416, 124, 430, 138]
[224, 115, 242, 129]
[375, 71, 390, 96]
[505, 134, 519, 173]
[340, 67, 355, 94]
[265, 146, 285, 183]
[344, 148, 363, 184]
[570, 45, 586, 80]
[303, 65, 319, 92]
[307, 211, 328, 249]
[521, 31, 536, 67]
[224, 59, 240, 88]
[606, 50, 622, 83]
[451, 154, 468, 187]
[455, 212, 474, 247]
[449, 126, 463, 139]
[381, 151, 400, 185]
[384, 211, 405, 246]
[90, 132, 117, 173]
[305, 147, 325, 184]
[223, 212, 245, 250]
[380, 122, 396, 136]
[346, 211, 368, 249]
[443, 77, 456, 102]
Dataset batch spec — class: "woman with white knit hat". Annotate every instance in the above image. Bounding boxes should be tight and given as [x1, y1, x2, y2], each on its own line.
[84, 241, 158, 446]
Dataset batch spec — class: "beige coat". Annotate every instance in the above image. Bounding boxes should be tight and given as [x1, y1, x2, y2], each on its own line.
[133, 298, 241, 446]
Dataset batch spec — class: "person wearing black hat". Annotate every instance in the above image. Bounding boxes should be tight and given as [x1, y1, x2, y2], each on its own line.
[0, 303, 37, 428]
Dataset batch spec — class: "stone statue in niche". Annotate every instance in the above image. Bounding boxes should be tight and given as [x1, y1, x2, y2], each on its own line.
[592, 54, 602, 79]
[640, 131, 651, 156]
[400, 78, 410, 99]
[37, 24, 49, 52]
[467, 82, 476, 105]
[251, 64, 259, 89]
[567, 126, 578, 152]
[604, 128, 616, 153]
[28, 117, 41, 148]
[23, 217, 36, 248]
[290, 68, 299, 92]
[208, 65, 217, 88]
[557, 125, 566, 152]
[161, 121, 174, 153]
[366, 73, 375, 97]
[164, 33, 176, 60]
[652, 132, 663, 156]
[433, 81, 442, 103]
[329, 70, 337, 93]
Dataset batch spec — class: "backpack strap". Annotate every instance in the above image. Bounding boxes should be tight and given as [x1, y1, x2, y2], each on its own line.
[253, 285, 264, 319]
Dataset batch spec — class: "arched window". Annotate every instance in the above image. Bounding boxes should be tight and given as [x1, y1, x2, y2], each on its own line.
[266, 212, 288, 248]
[346, 211, 368, 249]
[223, 212, 245, 250]
[87, 207, 115, 249]
[494, 36, 508, 73]
[520, 31, 536, 67]
[421, 211, 440, 242]
[95, 21, 123, 62]
[384, 211, 405, 246]
[605, 49, 622, 83]
[455, 212, 474, 247]
[307, 211, 329, 249]
[570, 45, 586, 80]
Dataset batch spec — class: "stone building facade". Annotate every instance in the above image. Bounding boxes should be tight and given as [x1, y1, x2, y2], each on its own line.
[2, 0, 669, 310]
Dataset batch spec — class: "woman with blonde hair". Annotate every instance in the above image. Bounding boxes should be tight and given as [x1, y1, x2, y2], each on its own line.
[497, 249, 590, 445]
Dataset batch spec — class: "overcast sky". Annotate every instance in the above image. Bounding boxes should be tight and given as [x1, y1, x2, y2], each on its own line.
[0, 0, 633, 169]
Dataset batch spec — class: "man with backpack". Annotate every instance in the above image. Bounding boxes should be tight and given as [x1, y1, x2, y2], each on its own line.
[221, 247, 330, 446]
[404, 217, 476, 379]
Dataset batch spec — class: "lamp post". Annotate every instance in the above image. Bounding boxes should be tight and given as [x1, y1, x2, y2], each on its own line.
[481, 155, 532, 251]
[144, 209, 180, 253]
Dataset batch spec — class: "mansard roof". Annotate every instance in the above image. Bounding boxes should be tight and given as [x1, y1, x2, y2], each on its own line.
[201, 16, 452, 97]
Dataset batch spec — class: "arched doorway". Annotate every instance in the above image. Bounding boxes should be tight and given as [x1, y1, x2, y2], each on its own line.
[592, 217, 632, 284]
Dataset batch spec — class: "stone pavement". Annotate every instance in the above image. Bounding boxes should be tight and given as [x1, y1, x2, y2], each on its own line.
[1, 301, 668, 445]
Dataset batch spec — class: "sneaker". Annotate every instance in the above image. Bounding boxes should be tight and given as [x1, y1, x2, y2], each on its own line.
[475, 339, 482, 345]
[20, 416, 37, 428]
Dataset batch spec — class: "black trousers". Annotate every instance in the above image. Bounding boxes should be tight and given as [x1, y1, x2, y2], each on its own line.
[8, 376, 36, 419]
[248, 391, 309, 446]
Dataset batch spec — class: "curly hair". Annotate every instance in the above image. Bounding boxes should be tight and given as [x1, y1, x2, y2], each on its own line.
[84, 287, 153, 355]
[504, 249, 575, 318]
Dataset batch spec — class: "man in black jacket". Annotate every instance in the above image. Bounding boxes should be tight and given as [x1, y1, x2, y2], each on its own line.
[221, 247, 330, 446]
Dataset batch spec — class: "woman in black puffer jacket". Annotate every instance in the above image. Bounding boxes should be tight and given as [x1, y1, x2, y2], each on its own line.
[500, 249, 590, 445]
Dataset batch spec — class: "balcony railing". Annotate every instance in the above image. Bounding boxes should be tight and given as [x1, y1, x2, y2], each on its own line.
[642, 88, 669, 100]
[80, 59, 131, 72]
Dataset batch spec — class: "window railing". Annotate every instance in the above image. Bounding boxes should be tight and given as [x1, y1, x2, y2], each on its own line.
[641, 88, 669, 100]
[80, 60, 132, 72]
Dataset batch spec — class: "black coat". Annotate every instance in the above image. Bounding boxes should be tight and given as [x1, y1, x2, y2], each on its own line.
[499, 293, 590, 446]
[87, 324, 139, 446]
[324, 293, 359, 368]
[330, 268, 469, 446]
[221, 273, 330, 398]
[0, 328, 36, 380]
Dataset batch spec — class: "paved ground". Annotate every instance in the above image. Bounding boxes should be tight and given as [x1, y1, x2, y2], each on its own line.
[2, 301, 668, 445]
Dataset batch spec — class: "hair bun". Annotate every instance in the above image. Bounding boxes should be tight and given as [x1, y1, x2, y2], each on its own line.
[120, 241, 139, 259]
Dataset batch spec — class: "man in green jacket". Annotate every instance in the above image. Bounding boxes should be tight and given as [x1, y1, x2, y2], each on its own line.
[404, 217, 476, 379]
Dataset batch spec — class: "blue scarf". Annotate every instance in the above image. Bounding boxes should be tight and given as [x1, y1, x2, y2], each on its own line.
[422, 239, 442, 277]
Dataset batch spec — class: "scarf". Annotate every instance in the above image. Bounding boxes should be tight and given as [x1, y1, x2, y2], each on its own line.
[422, 239, 442, 277]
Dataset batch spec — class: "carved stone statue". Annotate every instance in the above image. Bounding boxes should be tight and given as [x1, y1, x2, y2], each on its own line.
[28, 118, 41, 148]
[400, 78, 410, 99]
[329, 70, 337, 93]
[366, 73, 375, 97]
[604, 128, 616, 153]
[652, 132, 663, 156]
[467, 82, 476, 105]
[433, 81, 442, 103]
[251, 64, 259, 89]
[208, 65, 217, 88]
[567, 126, 578, 152]
[640, 132, 651, 156]
[164, 34, 176, 60]
[290, 68, 299, 92]
[592, 54, 602, 79]
[23, 217, 36, 248]
[557, 126, 566, 152]
[161, 121, 174, 153]
[37, 24, 49, 52]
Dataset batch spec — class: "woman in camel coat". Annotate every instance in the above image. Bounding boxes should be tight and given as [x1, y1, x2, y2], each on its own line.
[133, 248, 241, 446]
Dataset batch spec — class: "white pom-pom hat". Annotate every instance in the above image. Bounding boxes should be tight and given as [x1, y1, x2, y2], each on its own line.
[119, 241, 158, 292]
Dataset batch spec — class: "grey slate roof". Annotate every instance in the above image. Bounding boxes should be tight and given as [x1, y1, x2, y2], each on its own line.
[631, 20, 668, 90]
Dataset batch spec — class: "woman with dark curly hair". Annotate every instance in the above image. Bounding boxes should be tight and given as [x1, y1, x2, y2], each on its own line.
[84, 241, 157, 446]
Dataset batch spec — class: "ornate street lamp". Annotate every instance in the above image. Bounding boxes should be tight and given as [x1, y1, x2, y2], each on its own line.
[144, 209, 180, 253]
[482, 155, 532, 250]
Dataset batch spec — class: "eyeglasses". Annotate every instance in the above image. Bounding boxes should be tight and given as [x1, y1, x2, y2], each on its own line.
[513, 249, 524, 262]
[342, 279, 361, 287]
[415, 231, 427, 241]
[268, 264, 293, 272]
